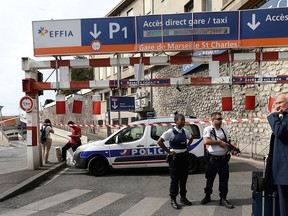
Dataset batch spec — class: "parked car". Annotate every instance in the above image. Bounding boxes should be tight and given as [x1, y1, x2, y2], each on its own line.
[73, 117, 205, 176]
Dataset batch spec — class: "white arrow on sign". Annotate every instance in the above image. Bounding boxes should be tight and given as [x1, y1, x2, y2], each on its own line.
[90, 24, 102, 39]
[247, 14, 261, 30]
[112, 101, 118, 109]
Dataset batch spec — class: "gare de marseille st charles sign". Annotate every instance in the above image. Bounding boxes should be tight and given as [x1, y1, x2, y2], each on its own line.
[32, 7, 288, 57]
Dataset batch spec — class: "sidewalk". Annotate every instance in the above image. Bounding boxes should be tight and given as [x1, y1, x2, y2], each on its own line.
[0, 142, 67, 202]
[0, 162, 66, 202]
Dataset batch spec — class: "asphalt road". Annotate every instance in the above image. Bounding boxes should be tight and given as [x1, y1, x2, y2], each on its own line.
[0, 155, 263, 216]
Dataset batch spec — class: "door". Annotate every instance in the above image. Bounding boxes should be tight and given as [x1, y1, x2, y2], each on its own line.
[105, 125, 147, 169]
[146, 124, 168, 168]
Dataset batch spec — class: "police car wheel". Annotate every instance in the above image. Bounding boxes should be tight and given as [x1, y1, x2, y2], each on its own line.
[188, 154, 199, 174]
[88, 156, 109, 176]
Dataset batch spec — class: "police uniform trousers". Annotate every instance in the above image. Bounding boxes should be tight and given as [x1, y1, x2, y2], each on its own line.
[169, 152, 189, 199]
[204, 154, 230, 198]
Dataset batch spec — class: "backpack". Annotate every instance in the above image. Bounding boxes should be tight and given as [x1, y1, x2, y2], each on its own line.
[40, 126, 48, 144]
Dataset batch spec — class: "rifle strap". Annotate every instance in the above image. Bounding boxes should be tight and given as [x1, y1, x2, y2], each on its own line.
[211, 128, 227, 141]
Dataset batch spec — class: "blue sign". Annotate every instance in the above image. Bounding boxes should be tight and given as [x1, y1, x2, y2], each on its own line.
[110, 96, 135, 112]
[192, 11, 239, 49]
[232, 77, 259, 83]
[136, 13, 193, 51]
[136, 11, 239, 51]
[33, 2, 288, 57]
[136, 14, 162, 45]
[81, 16, 136, 53]
[110, 79, 171, 87]
[240, 8, 288, 47]
[162, 13, 193, 43]
[262, 76, 288, 82]
[182, 0, 280, 75]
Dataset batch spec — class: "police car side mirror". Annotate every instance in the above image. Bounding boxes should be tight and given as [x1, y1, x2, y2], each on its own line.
[115, 135, 119, 144]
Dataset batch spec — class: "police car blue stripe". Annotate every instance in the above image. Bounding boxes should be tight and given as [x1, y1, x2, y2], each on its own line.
[80, 150, 109, 158]
[80, 138, 203, 159]
[188, 137, 203, 151]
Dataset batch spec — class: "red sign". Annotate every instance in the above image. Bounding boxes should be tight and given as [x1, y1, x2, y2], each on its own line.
[20, 96, 34, 112]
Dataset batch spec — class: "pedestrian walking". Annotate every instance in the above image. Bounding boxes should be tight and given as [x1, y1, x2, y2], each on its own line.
[61, 121, 82, 161]
[157, 113, 193, 209]
[267, 93, 288, 216]
[200, 112, 236, 209]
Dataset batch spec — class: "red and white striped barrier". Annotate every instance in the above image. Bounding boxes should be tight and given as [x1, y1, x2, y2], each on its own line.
[22, 52, 288, 71]
[50, 117, 267, 128]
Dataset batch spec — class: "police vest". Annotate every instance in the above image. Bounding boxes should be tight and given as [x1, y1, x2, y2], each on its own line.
[169, 128, 187, 149]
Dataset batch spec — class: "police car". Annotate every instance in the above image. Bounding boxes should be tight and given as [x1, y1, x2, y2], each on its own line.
[73, 117, 205, 176]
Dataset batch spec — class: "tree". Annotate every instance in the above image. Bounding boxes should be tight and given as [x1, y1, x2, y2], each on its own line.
[60, 56, 94, 95]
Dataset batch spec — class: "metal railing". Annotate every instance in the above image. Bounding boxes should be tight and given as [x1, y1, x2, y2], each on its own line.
[236, 136, 270, 159]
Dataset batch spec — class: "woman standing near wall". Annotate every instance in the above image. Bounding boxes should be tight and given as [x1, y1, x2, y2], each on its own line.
[41, 119, 54, 164]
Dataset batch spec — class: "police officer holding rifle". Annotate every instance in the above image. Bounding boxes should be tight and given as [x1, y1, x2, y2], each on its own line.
[157, 113, 193, 210]
[201, 112, 239, 209]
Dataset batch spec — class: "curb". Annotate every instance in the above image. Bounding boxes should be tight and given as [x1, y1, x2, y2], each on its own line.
[0, 162, 67, 202]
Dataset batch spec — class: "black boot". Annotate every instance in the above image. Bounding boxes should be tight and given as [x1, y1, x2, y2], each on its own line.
[219, 198, 234, 209]
[170, 198, 181, 209]
[180, 197, 192, 206]
[201, 195, 211, 205]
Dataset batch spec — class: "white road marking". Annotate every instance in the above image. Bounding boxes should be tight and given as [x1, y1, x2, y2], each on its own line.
[62, 192, 125, 215]
[21, 189, 91, 211]
[120, 197, 168, 216]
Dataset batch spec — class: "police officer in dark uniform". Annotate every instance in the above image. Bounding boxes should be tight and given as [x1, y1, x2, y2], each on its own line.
[200, 112, 235, 209]
[157, 113, 193, 209]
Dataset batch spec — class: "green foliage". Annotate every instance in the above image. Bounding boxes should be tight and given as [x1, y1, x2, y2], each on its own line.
[60, 56, 94, 95]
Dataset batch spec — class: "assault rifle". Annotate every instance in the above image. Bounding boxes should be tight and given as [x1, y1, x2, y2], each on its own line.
[211, 130, 241, 154]
[220, 138, 241, 154]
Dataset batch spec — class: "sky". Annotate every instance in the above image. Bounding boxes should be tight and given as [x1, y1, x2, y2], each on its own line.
[0, 0, 120, 116]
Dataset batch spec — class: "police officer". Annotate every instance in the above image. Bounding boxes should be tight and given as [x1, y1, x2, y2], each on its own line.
[157, 113, 193, 209]
[200, 112, 234, 209]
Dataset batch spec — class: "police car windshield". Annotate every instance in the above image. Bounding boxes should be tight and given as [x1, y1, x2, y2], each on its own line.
[106, 126, 146, 144]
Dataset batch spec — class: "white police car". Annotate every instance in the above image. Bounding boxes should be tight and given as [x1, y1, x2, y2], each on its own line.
[73, 117, 205, 176]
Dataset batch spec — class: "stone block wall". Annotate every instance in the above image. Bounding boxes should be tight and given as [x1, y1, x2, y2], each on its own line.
[151, 58, 288, 158]
[42, 55, 288, 158]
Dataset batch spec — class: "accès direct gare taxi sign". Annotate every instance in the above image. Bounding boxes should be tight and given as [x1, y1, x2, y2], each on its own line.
[32, 8, 288, 56]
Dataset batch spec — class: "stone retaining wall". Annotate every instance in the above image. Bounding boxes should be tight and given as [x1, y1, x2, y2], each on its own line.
[43, 55, 288, 158]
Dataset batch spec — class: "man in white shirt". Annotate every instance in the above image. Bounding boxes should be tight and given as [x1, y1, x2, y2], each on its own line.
[200, 112, 234, 209]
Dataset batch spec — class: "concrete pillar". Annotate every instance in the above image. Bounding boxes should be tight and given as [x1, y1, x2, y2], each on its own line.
[26, 98, 40, 170]
[24, 70, 41, 170]
[27, 145, 40, 169]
